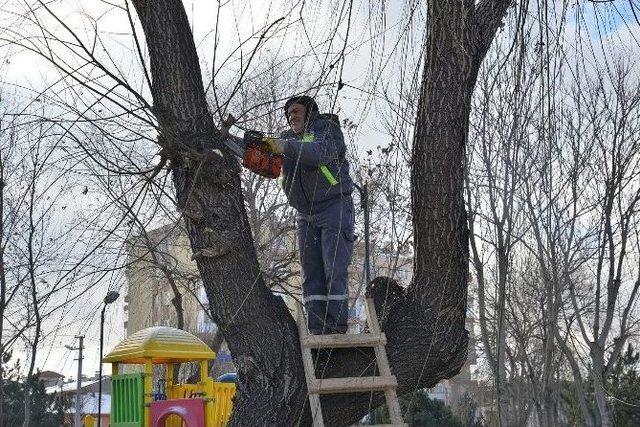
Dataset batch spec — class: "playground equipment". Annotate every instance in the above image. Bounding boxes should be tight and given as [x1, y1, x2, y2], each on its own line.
[104, 326, 236, 427]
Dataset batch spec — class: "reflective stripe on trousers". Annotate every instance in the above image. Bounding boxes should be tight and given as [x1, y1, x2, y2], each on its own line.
[303, 294, 349, 302]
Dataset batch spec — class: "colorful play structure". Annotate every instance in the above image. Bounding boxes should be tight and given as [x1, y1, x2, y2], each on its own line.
[103, 326, 236, 427]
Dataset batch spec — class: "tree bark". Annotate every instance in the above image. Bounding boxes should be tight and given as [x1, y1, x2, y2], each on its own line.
[130, 0, 511, 424]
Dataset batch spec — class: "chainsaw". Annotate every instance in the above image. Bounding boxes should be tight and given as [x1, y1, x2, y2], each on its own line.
[220, 115, 283, 179]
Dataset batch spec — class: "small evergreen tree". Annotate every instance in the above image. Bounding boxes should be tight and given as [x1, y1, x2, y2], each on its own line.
[608, 344, 640, 427]
[368, 389, 464, 426]
[1, 353, 69, 427]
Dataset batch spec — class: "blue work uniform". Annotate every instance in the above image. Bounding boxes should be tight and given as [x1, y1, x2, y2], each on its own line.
[281, 113, 355, 334]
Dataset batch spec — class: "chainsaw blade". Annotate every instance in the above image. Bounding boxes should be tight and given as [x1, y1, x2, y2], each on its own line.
[223, 136, 246, 159]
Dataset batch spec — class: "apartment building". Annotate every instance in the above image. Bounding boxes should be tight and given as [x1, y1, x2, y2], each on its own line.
[123, 223, 216, 340]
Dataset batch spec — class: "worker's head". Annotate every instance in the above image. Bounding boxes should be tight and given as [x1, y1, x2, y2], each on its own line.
[284, 95, 318, 134]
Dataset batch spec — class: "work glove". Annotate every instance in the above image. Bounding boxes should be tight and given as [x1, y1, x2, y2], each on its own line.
[264, 137, 287, 155]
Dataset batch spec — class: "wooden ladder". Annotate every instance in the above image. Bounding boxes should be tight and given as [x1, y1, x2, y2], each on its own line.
[297, 298, 406, 427]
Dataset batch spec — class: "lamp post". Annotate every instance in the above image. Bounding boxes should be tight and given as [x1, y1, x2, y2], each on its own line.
[98, 290, 119, 427]
[352, 183, 372, 335]
[354, 183, 371, 286]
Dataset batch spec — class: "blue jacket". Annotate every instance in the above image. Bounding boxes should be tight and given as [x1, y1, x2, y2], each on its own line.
[281, 114, 354, 214]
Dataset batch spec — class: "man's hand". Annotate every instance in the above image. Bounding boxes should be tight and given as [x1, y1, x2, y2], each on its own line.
[265, 137, 287, 155]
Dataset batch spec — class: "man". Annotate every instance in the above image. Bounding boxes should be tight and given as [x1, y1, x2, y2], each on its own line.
[270, 95, 355, 334]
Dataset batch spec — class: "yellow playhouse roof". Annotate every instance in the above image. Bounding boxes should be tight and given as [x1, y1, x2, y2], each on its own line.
[103, 326, 216, 364]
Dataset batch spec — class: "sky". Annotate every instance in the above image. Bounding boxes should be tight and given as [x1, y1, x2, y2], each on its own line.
[1, 0, 639, 380]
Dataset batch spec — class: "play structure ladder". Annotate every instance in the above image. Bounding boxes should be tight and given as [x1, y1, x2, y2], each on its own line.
[297, 298, 406, 427]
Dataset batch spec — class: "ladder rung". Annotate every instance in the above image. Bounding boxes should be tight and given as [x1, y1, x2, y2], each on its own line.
[301, 333, 386, 349]
[308, 375, 397, 394]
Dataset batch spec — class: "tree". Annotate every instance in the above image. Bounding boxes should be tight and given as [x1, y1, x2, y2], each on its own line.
[467, 35, 534, 425]
[462, 3, 640, 425]
[369, 390, 465, 427]
[4, 0, 511, 424]
[546, 62, 640, 427]
[608, 344, 640, 427]
[0, 353, 69, 427]
[0, 96, 112, 426]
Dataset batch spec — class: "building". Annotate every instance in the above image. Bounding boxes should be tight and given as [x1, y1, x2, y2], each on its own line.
[124, 223, 216, 340]
[39, 370, 65, 388]
[45, 374, 111, 426]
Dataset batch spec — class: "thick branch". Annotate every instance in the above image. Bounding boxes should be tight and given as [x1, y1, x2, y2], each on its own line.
[474, 0, 513, 61]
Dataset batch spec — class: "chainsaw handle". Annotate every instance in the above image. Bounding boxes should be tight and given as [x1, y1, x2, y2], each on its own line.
[243, 130, 265, 146]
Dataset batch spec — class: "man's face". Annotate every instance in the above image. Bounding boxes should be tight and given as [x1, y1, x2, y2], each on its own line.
[287, 103, 306, 134]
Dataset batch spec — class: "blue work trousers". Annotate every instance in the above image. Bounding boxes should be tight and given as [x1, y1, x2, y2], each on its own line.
[297, 197, 355, 334]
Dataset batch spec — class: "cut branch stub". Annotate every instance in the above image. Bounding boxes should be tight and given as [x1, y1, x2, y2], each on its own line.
[191, 246, 230, 260]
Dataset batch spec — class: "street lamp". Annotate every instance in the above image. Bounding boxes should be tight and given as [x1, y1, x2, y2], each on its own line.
[98, 290, 119, 427]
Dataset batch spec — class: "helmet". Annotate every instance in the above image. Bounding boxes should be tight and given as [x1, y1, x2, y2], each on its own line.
[283, 95, 319, 121]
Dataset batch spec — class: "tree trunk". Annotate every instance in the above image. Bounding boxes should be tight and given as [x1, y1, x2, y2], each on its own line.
[131, 1, 308, 425]
[23, 160, 41, 427]
[592, 346, 612, 427]
[556, 328, 595, 426]
[131, 0, 511, 424]
[495, 245, 509, 426]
